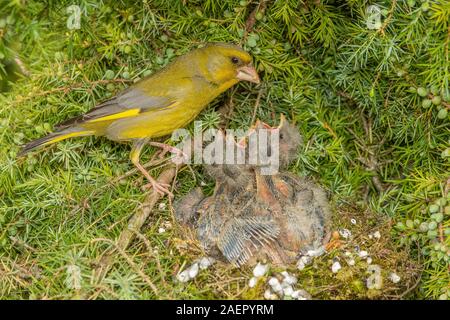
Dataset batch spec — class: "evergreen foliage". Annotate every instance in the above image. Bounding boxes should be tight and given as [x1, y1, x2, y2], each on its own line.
[0, 0, 448, 299]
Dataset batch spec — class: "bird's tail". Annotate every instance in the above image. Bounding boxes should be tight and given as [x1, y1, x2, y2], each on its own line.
[18, 127, 94, 157]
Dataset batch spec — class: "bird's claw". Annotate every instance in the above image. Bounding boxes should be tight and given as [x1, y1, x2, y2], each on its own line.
[142, 180, 173, 197]
[150, 142, 187, 164]
[168, 148, 188, 164]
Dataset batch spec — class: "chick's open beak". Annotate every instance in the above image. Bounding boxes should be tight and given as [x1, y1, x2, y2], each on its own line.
[236, 65, 260, 84]
[277, 113, 286, 129]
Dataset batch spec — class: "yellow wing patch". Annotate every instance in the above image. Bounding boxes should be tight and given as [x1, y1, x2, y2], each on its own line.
[87, 109, 141, 123]
[42, 130, 94, 145]
[85, 102, 180, 124]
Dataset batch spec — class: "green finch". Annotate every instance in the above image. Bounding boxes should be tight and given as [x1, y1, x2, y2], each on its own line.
[19, 43, 260, 195]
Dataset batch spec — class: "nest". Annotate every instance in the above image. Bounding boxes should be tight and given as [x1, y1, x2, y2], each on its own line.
[172, 116, 420, 299]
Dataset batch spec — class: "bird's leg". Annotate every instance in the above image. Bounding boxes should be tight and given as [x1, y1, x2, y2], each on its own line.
[148, 141, 188, 164]
[130, 139, 173, 196]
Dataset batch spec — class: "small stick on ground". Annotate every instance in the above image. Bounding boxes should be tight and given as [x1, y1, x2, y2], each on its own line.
[243, 0, 268, 40]
[250, 87, 264, 125]
[93, 166, 177, 286]
[218, 88, 237, 129]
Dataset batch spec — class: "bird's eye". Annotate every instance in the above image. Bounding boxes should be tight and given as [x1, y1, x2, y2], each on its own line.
[231, 57, 239, 64]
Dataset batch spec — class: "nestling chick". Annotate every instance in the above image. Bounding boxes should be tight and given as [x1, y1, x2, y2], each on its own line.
[204, 114, 302, 192]
[175, 116, 331, 266]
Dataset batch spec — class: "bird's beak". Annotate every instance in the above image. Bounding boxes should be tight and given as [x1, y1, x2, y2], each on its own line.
[277, 114, 286, 129]
[258, 114, 286, 131]
[236, 64, 260, 84]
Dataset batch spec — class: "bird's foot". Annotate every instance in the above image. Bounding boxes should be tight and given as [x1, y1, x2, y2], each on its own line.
[136, 164, 173, 197]
[149, 142, 188, 164]
[142, 178, 173, 197]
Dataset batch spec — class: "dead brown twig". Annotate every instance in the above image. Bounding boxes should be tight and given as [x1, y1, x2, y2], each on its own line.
[347, 109, 391, 194]
[250, 87, 264, 125]
[244, 0, 267, 38]
[218, 88, 237, 129]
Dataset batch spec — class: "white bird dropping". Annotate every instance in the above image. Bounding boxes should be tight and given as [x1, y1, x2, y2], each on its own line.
[158, 202, 166, 210]
[268, 277, 283, 293]
[198, 257, 214, 270]
[296, 255, 311, 270]
[389, 272, 401, 284]
[358, 250, 368, 258]
[248, 277, 258, 288]
[253, 263, 269, 278]
[331, 261, 342, 273]
[264, 289, 278, 300]
[188, 263, 199, 279]
[264, 289, 272, 300]
[291, 289, 311, 300]
[281, 271, 297, 285]
[268, 277, 279, 287]
[339, 228, 352, 239]
[307, 246, 326, 257]
[176, 270, 190, 283]
[283, 285, 294, 297]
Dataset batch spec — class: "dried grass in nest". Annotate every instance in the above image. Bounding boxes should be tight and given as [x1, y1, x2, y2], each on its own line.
[172, 203, 421, 300]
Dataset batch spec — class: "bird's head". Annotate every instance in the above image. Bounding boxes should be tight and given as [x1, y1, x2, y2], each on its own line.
[246, 114, 302, 169]
[198, 43, 260, 87]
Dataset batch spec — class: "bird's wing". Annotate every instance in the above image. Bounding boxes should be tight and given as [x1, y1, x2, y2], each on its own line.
[218, 216, 279, 266]
[55, 87, 176, 129]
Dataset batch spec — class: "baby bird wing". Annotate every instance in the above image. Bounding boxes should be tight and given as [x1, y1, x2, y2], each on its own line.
[218, 216, 280, 266]
[55, 87, 175, 129]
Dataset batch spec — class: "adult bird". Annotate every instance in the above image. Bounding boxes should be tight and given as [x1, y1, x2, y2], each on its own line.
[19, 43, 260, 195]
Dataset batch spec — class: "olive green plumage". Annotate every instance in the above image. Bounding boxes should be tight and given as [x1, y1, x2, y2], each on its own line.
[19, 43, 259, 194]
